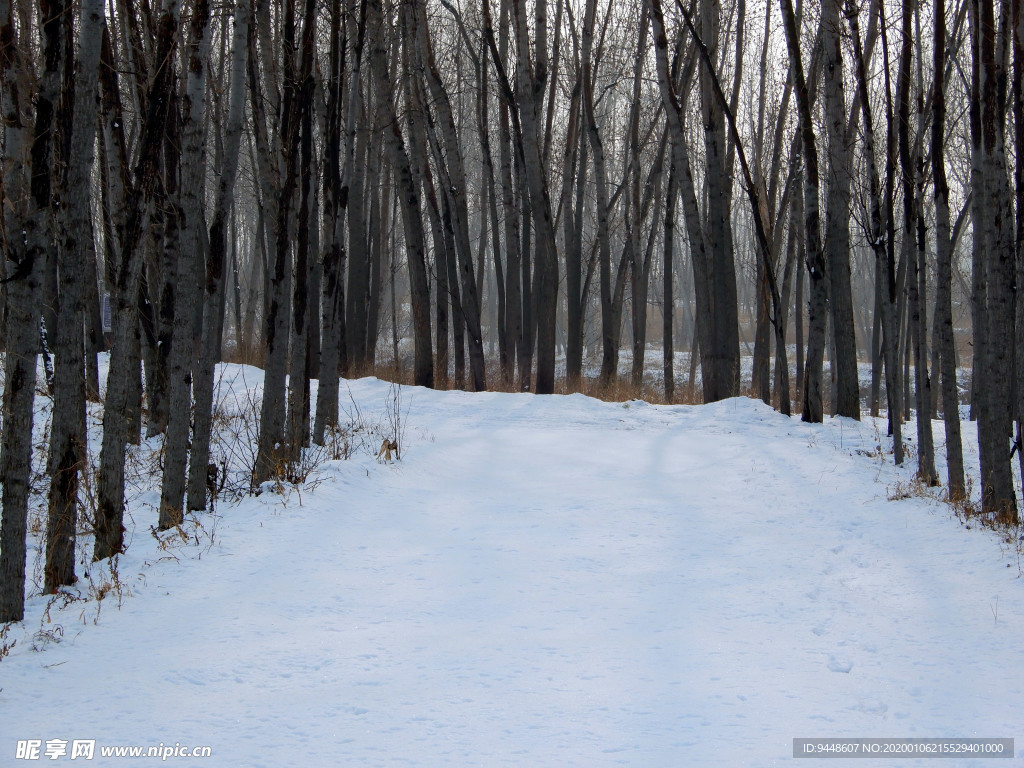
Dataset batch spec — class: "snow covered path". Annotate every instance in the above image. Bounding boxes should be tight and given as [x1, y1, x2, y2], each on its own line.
[3, 378, 1023, 766]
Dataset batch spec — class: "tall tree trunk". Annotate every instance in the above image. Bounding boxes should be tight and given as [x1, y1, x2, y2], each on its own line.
[869, 266, 883, 416]
[255, 0, 302, 482]
[896, 0, 937, 484]
[751, 0, 775, 406]
[794, 202, 805, 400]
[412, 0, 486, 391]
[477, 37, 510, 385]
[510, 0, 558, 394]
[314, 0, 361, 444]
[582, 0, 616, 387]
[629, 7, 654, 391]
[970, 0, 1017, 521]
[774, 212, 799, 414]
[30, 0, 68, 388]
[700, 0, 741, 401]
[159, 0, 212, 527]
[678, 0, 790, 416]
[822, 0, 860, 418]
[663, 162, 679, 402]
[498, 86, 521, 382]
[882, 3, 907, 436]
[404, 47, 449, 387]
[45, 0, 105, 590]
[366, 152, 386, 365]
[781, 0, 827, 423]
[847, 0, 903, 462]
[1013, 0, 1024, 491]
[646, 0, 715, 401]
[95, 0, 183, 559]
[558, 68, 583, 390]
[82, 226, 105, 402]
[0, 0, 42, 619]
[146, 200, 174, 438]
[367, 0, 432, 387]
[285, 36, 316, 465]
[187, 0, 250, 508]
[485, 10, 518, 385]
[346, 110, 371, 375]
[443, 200, 466, 389]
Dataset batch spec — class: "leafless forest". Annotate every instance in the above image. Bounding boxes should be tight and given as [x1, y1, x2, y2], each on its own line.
[1, 0, 1022, 620]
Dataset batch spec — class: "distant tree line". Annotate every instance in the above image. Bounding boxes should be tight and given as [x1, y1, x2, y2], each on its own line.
[1, 0, 1022, 621]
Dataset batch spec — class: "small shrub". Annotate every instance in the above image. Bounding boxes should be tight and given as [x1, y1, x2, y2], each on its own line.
[0, 624, 16, 662]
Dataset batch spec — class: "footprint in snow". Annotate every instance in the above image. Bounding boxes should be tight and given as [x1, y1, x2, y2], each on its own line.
[828, 656, 853, 673]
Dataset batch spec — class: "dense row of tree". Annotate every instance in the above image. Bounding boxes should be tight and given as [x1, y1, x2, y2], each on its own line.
[1, 0, 1022, 621]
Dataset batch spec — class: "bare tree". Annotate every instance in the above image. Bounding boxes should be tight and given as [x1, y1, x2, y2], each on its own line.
[847, 0, 904, 462]
[187, 0, 251, 510]
[313, 0, 361, 444]
[510, 0, 559, 394]
[412, 0, 486, 391]
[44, 0, 105, 589]
[896, 0, 937, 484]
[0, 0, 43, 620]
[969, 0, 1017, 521]
[1014, 0, 1024, 490]
[159, 0, 213, 528]
[781, 0, 828, 423]
[367, 0, 433, 388]
[254, 0, 304, 482]
[699, 0, 741, 402]
[94, 0, 184, 559]
[822, 0, 860, 419]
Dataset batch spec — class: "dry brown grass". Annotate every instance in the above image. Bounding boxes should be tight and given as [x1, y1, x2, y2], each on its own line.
[366, 359, 706, 405]
[221, 342, 265, 368]
[355, 354, 733, 406]
[223, 347, 709, 405]
[369, 361, 415, 387]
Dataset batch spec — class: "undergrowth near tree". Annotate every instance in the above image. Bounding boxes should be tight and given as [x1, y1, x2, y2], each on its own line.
[3, 363, 412, 644]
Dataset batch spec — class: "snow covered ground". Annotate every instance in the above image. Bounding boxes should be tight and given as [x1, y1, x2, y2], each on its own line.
[2, 366, 1023, 766]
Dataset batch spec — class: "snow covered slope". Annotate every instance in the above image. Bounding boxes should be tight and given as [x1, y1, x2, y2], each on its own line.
[2, 373, 1022, 766]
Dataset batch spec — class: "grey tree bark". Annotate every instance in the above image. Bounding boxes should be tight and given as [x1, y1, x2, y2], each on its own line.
[254, 0, 302, 483]
[629, 8, 655, 391]
[159, 0, 212, 528]
[187, 0, 250, 510]
[45, 0, 105, 590]
[313, 0, 361, 445]
[678, 1, 791, 416]
[345, 101, 369, 375]
[969, 0, 1017, 522]
[1014, 0, 1024, 492]
[284, 5, 317, 466]
[510, 0, 559, 394]
[821, 0, 860, 419]
[847, 0, 903, 462]
[896, 0, 937, 485]
[0, 0, 43, 620]
[582, 0, 616, 388]
[95, 0, 183, 559]
[781, 0, 827, 423]
[699, 0, 741, 402]
[367, 0, 433, 388]
[475, 35, 512, 385]
[412, 0, 486, 391]
[646, 1, 715, 402]
[404, 41, 450, 387]
[663, 162, 679, 402]
[30, 0, 67, 400]
[484, 0, 523, 387]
